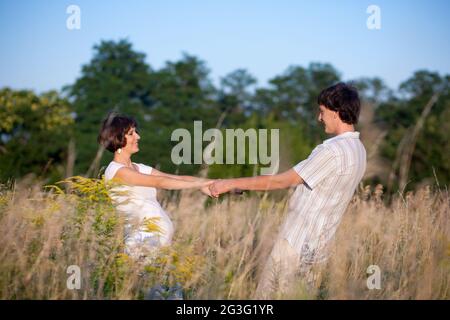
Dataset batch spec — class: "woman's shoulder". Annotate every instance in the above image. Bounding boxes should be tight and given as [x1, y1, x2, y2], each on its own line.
[135, 163, 153, 175]
[104, 161, 126, 181]
[106, 161, 125, 171]
[104, 161, 153, 181]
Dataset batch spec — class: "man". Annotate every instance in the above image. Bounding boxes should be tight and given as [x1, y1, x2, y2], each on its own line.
[209, 82, 367, 299]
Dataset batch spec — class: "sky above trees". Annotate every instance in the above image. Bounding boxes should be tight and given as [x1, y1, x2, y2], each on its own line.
[1, 0, 449, 93]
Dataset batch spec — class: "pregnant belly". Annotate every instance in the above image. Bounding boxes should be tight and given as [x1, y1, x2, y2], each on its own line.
[118, 199, 174, 247]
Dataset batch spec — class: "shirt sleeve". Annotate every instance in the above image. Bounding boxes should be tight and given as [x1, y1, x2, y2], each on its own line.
[137, 163, 153, 175]
[293, 144, 336, 189]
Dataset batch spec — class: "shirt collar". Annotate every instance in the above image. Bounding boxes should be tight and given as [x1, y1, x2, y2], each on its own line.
[323, 131, 360, 144]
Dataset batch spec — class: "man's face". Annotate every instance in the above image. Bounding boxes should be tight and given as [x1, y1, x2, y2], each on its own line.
[318, 105, 338, 134]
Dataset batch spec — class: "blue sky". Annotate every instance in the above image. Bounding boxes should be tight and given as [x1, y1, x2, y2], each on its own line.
[0, 0, 449, 93]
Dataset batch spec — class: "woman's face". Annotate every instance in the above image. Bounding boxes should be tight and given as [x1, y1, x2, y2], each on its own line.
[123, 126, 140, 154]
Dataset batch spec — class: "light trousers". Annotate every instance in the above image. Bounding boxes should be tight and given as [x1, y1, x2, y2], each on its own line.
[254, 238, 319, 299]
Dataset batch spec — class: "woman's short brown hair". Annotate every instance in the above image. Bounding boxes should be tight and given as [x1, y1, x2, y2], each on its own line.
[97, 113, 138, 153]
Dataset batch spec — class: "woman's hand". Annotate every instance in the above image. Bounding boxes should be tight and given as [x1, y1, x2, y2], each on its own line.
[209, 179, 234, 197]
[200, 180, 216, 197]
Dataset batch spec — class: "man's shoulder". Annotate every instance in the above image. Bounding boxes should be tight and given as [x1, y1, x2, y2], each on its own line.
[326, 138, 366, 173]
[313, 142, 338, 158]
[323, 136, 365, 154]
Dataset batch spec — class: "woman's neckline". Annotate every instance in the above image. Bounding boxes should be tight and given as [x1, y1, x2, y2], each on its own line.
[112, 161, 139, 172]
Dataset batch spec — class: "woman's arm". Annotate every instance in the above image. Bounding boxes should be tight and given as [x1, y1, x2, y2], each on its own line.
[113, 167, 213, 190]
[210, 169, 303, 196]
[151, 168, 203, 182]
[151, 168, 214, 196]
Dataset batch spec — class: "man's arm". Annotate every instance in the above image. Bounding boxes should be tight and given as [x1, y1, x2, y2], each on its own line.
[210, 169, 303, 196]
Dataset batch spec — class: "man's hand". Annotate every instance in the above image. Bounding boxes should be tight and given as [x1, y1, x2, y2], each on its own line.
[200, 180, 216, 197]
[209, 179, 233, 197]
[207, 169, 303, 197]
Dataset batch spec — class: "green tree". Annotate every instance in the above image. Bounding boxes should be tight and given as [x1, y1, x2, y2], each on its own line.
[65, 39, 153, 176]
[254, 62, 341, 144]
[0, 88, 74, 182]
[351, 77, 393, 106]
[375, 71, 450, 190]
[217, 69, 257, 125]
[146, 53, 220, 174]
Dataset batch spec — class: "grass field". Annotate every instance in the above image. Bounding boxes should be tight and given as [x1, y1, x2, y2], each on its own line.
[0, 177, 449, 299]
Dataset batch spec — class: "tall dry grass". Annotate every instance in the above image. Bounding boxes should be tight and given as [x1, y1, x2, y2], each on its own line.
[0, 178, 449, 299]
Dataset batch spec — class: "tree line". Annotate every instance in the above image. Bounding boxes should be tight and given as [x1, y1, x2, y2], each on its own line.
[1, 39, 448, 192]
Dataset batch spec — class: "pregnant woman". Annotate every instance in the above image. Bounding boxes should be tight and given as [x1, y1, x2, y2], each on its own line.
[98, 113, 213, 259]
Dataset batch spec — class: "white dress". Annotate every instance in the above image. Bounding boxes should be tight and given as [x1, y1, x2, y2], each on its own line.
[104, 161, 174, 256]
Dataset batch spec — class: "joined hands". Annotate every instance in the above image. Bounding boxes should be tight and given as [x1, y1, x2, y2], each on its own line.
[200, 179, 242, 198]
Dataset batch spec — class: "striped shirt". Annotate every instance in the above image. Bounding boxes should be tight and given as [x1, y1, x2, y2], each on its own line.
[281, 131, 366, 265]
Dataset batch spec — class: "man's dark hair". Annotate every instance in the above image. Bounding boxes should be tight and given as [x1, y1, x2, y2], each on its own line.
[97, 113, 139, 153]
[317, 82, 361, 125]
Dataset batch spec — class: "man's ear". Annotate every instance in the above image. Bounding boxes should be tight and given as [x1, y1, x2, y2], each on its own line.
[333, 110, 339, 119]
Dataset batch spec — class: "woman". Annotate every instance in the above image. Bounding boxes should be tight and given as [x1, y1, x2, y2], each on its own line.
[98, 113, 213, 258]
